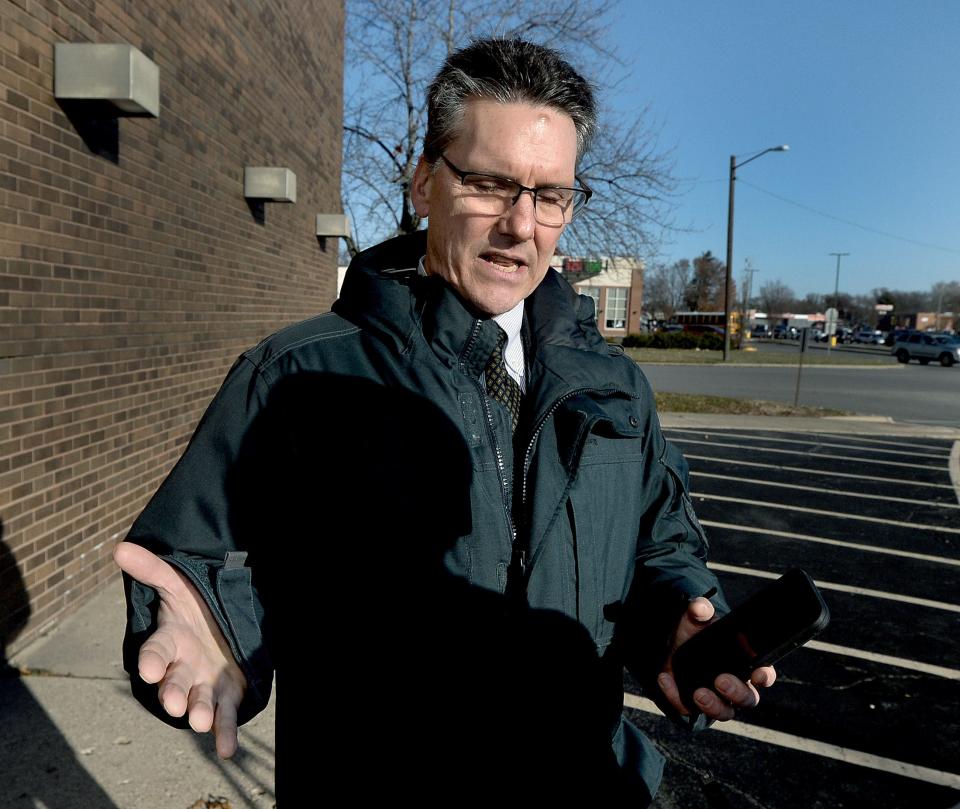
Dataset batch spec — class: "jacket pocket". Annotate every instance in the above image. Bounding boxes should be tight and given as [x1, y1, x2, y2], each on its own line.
[656, 441, 709, 553]
[567, 445, 644, 651]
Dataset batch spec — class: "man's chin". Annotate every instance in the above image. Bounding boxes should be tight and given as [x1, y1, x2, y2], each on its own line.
[465, 296, 522, 318]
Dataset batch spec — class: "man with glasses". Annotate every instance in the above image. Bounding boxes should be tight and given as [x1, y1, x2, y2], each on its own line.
[116, 38, 773, 803]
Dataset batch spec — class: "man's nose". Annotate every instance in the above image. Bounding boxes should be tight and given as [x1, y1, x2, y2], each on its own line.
[499, 189, 537, 241]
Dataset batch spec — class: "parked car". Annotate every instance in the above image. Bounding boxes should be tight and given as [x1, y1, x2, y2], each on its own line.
[891, 333, 960, 366]
[885, 328, 913, 347]
[657, 323, 684, 333]
[750, 324, 771, 338]
[683, 324, 725, 336]
[854, 328, 884, 345]
[773, 324, 799, 339]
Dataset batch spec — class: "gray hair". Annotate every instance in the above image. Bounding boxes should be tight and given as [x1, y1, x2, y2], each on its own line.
[423, 38, 597, 165]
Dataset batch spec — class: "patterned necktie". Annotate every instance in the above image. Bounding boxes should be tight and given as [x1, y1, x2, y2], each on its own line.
[484, 326, 522, 432]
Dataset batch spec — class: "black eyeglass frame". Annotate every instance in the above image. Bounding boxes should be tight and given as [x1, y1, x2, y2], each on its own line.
[438, 153, 592, 225]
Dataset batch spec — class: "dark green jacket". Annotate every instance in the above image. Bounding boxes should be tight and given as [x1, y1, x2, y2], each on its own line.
[122, 231, 724, 803]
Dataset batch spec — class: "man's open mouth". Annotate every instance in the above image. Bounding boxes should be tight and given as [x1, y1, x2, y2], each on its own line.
[480, 253, 526, 273]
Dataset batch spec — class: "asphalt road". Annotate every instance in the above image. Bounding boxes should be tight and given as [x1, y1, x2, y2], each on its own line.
[639, 361, 959, 427]
[626, 427, 960, 809]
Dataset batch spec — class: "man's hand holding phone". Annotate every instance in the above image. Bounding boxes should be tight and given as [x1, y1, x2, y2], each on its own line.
[657, 596, 777, 721]
[657, 569, 830, 720]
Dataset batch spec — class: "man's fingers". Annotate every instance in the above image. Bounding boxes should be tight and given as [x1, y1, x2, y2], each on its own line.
[751, 665, 777, 688]
[714, 674, 759, 710]
[672, 597, 717, 649]
[694, 687, 736, 721]
[156, 660, 195, 718]
[685, 596, 715, 624]
[657, 672, 690, 717]
[213, 696, 240, 759]
[113, 542, 183, 595]
[137, 628, 180, 684]
[187, 682, 216, 733]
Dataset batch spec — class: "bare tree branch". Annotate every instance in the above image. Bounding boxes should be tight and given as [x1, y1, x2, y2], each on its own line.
[343, 0, 679, 258]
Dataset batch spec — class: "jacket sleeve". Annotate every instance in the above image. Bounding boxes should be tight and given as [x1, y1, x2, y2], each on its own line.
[616, 393, 729, 727]
[121, 354, 275, 727]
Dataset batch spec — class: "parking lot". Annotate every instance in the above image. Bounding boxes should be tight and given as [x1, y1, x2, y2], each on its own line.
[624, 426, 960, 809]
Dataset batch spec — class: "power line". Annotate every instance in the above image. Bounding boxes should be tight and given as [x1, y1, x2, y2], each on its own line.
[738, 179, 960, 255]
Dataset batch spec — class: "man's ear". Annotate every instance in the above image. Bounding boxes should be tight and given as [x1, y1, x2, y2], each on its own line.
[411, 156, 432, 218]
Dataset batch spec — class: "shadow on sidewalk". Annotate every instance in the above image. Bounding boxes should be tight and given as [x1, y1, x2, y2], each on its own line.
[1, 527, 118, 809]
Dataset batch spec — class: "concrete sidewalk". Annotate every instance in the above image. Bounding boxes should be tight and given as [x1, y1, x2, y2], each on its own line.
[3, 575, 277, 809]
[3, 414, 957, 809]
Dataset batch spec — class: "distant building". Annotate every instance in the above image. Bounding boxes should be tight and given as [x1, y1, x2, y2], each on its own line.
[554, 255, 645, 338]
[904, 312, 956, 332]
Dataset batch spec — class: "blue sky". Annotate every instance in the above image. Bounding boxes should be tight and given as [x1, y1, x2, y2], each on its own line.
[600, 0, 960, 297]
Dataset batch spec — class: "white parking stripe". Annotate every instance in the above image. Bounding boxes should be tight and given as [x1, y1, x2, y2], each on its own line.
[666, 428, 951, 460]
[804, 640, 960, 681]
[696, 493, 960, 535]
[672, 436, 946, 471]
[691, 471, 960, 509]
[950, 441, 960, 505]
[793, 432, 955, 454]
[684, 454, 956, 491]
[622, 694, 960, 788]
[708, 562, 960, 613]
[699, 520, 960, 568]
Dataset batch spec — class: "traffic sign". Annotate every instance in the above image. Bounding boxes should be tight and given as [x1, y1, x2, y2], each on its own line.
[825, 307, 838, 335]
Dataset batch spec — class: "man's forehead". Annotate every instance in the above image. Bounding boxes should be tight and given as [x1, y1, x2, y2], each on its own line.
[447, 98, 578, 179]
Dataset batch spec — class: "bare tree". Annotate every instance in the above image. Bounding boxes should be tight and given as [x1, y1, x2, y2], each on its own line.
[932, 280, 960, 324]
[644, 258, 690, 320]
[343, 0, 678, 259]
[759, 279, 796, 319]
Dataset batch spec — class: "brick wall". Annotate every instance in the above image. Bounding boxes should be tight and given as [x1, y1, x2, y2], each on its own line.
[0, 0, 344, 655]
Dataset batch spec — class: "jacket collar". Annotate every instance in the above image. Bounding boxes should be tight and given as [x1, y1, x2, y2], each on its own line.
[334, 231, 637, 400]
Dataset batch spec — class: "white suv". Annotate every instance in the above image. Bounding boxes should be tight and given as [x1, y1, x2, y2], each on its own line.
[892, 333, 960, 367]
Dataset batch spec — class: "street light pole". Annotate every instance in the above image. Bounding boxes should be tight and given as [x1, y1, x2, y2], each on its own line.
[723, 144, 789, 360]
[724, 156, 736, 359]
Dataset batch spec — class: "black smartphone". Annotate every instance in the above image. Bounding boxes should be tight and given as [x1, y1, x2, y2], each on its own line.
[671, 568, 830, 710]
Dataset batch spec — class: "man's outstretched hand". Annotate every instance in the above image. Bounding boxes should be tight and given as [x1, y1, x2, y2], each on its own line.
[657, 596, 776, 721]
[114, 542, 248, 758]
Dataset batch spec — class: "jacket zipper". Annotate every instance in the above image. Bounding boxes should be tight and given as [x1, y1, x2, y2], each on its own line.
[521, 386, 630, 514]
[518, 387, 631, 576]
[462, 321, 518, 559]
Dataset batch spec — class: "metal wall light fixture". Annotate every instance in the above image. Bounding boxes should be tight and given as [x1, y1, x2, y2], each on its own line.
[243, 167, 297, 203]
[315, 214, 351, 239]
[54, 43, 160, 117]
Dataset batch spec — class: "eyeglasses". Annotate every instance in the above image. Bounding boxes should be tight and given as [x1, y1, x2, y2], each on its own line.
[439, 154, 592, 227]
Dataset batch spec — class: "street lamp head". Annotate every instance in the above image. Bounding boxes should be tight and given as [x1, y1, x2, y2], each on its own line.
[775, 144, 790, 152]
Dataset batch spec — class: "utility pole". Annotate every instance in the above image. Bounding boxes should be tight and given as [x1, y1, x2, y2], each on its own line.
[829, 252, 849, 310]
[828, 252, 849, 351]
[742, 261, 759, 341]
